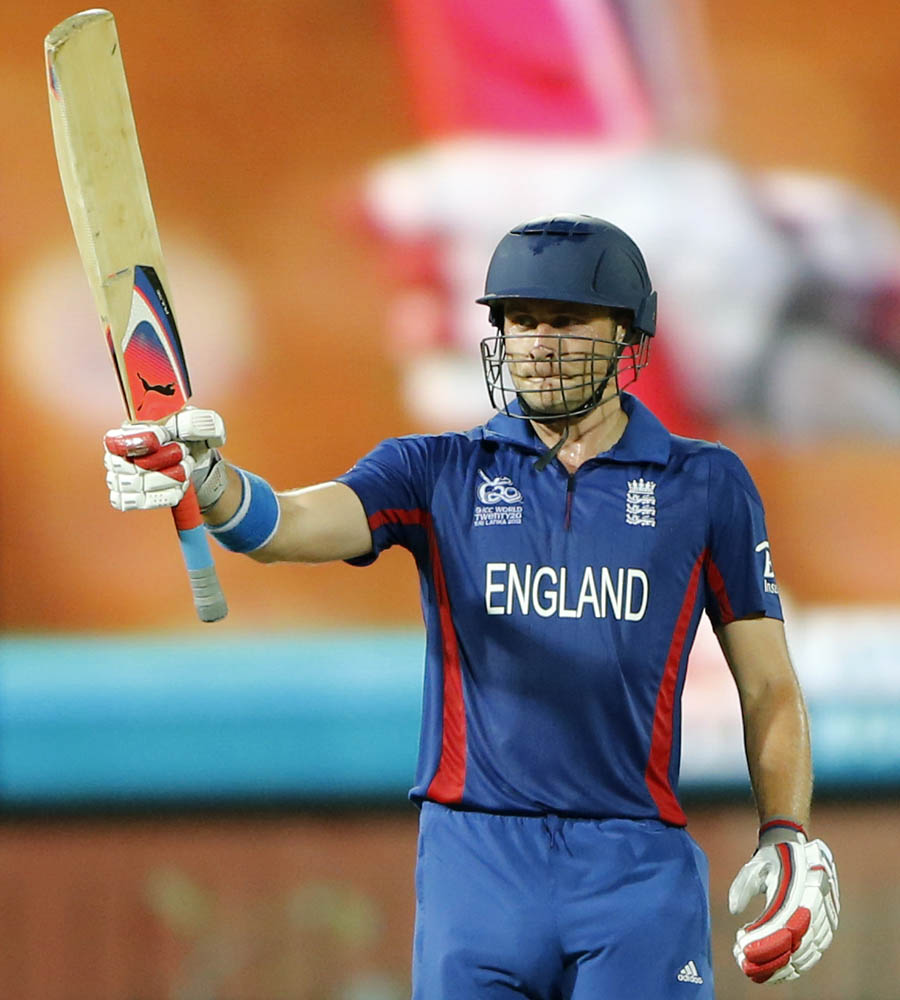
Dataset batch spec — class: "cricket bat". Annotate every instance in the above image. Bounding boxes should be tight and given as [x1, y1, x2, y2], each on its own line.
[45, 8, 227, 622]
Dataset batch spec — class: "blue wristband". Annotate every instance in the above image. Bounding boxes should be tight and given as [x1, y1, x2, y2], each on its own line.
[207, 468, 281, 553]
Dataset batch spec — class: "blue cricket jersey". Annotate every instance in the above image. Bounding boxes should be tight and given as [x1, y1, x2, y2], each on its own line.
[337, 393, 782, 825]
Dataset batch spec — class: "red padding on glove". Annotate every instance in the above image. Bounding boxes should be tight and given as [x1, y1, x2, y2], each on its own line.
[786, 907, 812, 948]
[743, 951, 791, 984]
[745, 928, 793, 966]
[133, 443, 187, 472]
[742, 908, 811, 983]
[105, 429, 160, 458]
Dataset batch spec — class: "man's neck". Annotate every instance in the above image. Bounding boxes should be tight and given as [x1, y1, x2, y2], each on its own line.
[530, 397, 628, 474]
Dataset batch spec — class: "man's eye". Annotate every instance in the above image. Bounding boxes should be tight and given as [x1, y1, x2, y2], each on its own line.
[551, 316, 574, 328]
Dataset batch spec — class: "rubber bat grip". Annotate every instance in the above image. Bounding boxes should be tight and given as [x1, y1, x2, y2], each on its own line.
[171, 483, 227, 622]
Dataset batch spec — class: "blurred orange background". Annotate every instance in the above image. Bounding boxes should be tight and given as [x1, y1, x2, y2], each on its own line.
[2, 0, 898, 633]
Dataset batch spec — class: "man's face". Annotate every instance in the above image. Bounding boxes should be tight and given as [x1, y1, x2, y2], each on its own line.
[502, 299, 622, 416]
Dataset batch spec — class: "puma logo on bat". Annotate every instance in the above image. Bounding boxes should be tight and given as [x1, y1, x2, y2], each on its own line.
[136, 372, 177, 411]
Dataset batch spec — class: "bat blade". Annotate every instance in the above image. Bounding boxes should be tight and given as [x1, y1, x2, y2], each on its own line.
[123, 265, 191, 420]
[46, 8, 227, 622]
[46, 9, 161, 418]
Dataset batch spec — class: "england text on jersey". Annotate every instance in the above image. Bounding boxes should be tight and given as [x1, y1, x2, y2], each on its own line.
[484, 562, 649, 620]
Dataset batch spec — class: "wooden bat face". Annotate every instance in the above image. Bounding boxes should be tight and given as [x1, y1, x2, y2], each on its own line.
[45, 8, 186, 423]
[46, 9, 227, 622]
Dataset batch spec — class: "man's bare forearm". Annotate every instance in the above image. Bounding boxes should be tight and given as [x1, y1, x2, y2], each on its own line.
[201, 463, 372, 564]
[716, 616, 813, 828]
[740, 672, 812, 827]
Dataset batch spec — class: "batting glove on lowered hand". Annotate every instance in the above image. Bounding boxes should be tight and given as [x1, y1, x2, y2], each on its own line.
[104, 407, 227, 512]
[729, 826, 839, 985]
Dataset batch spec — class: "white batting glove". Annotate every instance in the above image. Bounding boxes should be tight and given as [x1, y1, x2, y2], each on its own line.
[729, 828, 839, 985]
[104, 408, 227, 512]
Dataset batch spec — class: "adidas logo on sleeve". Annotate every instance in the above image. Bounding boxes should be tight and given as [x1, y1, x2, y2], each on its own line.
[677, 961, 704, 984]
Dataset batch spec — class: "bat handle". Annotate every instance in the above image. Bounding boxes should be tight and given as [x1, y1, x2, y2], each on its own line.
[171, 484, 228, 622]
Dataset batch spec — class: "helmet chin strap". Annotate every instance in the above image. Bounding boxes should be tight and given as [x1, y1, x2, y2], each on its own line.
[527, 342, 623, 472]
[533, 421, 570, 472]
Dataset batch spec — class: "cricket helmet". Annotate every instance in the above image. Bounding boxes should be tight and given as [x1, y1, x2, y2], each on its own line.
[477, 215, 656, 427]
[477, 215, 657, 339]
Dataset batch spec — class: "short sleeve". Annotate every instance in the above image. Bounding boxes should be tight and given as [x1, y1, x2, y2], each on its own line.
[336, 436, 432, 566]
[704, 447, 783, 625]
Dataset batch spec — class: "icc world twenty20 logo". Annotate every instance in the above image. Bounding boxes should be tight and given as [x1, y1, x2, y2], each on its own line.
[477, 470, 523, 505]
[474, 470, 524, 527]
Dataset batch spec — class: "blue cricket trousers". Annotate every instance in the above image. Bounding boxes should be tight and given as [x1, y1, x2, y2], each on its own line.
[413, 802, 714, 998]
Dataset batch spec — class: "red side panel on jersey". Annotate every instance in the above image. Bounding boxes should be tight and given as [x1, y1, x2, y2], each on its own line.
[367, 507, 468, 801]
[121, 264, 191, 421]
[644, 548, 707, 825]
[704, 553, 736, 625]
[422, 514, 467, 801]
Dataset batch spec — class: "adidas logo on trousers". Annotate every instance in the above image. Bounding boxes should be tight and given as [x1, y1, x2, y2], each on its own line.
[677, 961, 704, 984]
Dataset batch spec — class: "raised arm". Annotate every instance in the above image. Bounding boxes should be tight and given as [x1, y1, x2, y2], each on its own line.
[103, 408, 373, 565]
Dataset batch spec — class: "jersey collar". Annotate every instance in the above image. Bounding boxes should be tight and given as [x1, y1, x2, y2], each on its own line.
[482, 392, 671, 466]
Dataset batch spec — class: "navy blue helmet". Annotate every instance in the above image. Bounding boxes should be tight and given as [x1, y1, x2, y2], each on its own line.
[477, 215, 657, 340]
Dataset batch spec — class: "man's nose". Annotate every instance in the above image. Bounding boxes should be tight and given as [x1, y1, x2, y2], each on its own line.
[528, 323, 557, 357]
